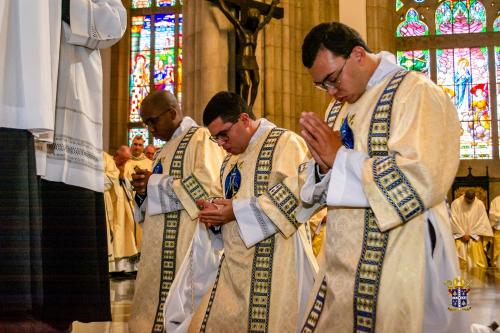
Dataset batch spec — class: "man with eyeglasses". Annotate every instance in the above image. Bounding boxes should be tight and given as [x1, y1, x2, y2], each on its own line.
[186, 91, 318, 332]
[128, 90, 225, 333]
[298, 22, 466, 332]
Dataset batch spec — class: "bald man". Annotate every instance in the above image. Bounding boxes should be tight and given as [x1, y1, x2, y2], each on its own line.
[451, 190, 493, 270]
[129, 90, 225, 333]
[145, 144, 156, 160]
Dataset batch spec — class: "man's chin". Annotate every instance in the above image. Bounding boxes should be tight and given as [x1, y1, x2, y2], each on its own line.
[154, 134, 169, 142]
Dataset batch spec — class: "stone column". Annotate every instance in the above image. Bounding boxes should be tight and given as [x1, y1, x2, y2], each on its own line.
[182, 0, 339, 132]
[259, 0, 339, 131]
[366, 0, 394, 53]
[182, 0, 231, 124]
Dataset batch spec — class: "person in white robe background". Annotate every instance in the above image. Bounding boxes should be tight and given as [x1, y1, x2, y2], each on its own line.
[489, 195, 500, 268]
[0, 1, 61, 330]
[0, 0, 126, 331]
[188, 91, 317, 333]
[128, 90, 225, 333]
[451, 190, 493, 270]
[297, 21, 467, 333]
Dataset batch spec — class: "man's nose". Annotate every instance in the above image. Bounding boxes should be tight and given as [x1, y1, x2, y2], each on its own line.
[327, 85, 338, 96]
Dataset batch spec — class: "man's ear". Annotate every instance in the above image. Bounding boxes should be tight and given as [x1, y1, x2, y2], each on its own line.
[168, 106, 177, 120]
[240, 113, 251, 125]
[351, 45, 366, 62]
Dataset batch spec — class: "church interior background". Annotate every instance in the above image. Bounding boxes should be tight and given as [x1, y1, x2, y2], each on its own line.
[73, 0, 500, 331]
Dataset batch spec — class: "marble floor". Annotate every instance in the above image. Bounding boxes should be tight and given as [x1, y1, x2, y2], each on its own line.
[463, 268, 500, 331]
[72, 277, 134, 333]
[73, 268, 499, 333]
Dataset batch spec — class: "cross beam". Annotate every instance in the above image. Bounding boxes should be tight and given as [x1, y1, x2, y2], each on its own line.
[206, 0, 284, 19]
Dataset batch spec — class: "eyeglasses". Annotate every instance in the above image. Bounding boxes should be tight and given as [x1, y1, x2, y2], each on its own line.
[209, 121, 238, 144]
[314, 57, 349, 91]
[142, 110, 167, 129]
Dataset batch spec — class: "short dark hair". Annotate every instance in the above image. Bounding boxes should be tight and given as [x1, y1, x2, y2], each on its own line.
[302, 22, 371, 68]
[203, 91, 256, 126]
[140, 90, 179, 115]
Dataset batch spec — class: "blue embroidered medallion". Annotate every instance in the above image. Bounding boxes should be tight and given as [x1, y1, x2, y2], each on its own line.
[340, 116, 354, 149]
[152, 161, 163, 174]
[224, 163, 241, 199]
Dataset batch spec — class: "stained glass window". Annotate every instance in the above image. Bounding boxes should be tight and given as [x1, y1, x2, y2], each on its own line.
[437, 47, 491, 158]
[128, 2, 183, 147]
[157, 0, 176, 6]
[129, 128, 150, 146]
[395, 1, 500, 159]
[495, 16, 500, 151]
[132, 0, 152, 9]
[396, 0, 404, 11]
[436, 0, 486, 35]
[397, 50, 430, 76]
[397, 8, 429, 36]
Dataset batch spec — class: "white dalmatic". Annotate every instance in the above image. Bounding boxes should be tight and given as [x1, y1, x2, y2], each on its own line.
[162, 222, 222, 333]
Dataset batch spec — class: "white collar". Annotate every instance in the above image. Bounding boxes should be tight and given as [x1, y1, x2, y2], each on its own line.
[366, 51, 404, 89]
[171, 116, 197, 140]
[248, 118, 276, 145]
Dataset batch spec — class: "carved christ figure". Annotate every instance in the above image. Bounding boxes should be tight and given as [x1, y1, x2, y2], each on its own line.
[218, 0, 280, 107]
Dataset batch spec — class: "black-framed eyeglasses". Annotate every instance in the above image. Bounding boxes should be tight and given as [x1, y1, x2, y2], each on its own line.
[142, 110, 168, 129]
[314, 56, 349, 91]
[209, 121, 238, 144]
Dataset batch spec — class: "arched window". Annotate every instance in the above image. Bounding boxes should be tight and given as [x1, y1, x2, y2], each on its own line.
[395, 0, 499, 160]
[128, 0, 183, 147]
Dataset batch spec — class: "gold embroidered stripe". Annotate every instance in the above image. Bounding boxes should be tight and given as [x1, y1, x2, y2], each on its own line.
[152, 126, 199, 333]
[200, 254, 225, 333]
[253, 128, 285, 196]
[352, 70, 407, 333]
[182, 174, 210, 202]
[353, 210, 389, 333]
[169, 126, 199, 178]
[368, 70, 408, 157]
[247, 236, 275, 333]
[247, 127, 285, 333]
[372, 156, 425, 222]
[267, 182, 300, 229]
[326, 101, 344, 129]
[152, 211, 181, 333]
[301, 277, 327, 333]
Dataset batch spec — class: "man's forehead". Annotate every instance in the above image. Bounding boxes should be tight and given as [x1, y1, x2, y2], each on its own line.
[141, 106, 164, 118]
[207, 116, 228, 132]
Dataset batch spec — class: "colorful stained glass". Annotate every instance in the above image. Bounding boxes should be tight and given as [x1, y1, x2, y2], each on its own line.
[494, 16, 500, 32]
[132, 0, 152, 9]
[154, 138, 166, 148]
[130, 16, 152, 123]
[129, 128, 149, 147]
[130, 50, 151, 122]
[131, 16, 151, 52]
[154, 14, 176, 92]
[397, 50, 430, 76]
[177, 15, 183, 105]
[396, 0, 404, 11]
[436, 0, 486, 35]
[396, 8, 429, 37]
[129, 4, 182, 144]
[157, 0, 176, 6]
[436, 47, 491, 159]
[496, 46, 500, 157]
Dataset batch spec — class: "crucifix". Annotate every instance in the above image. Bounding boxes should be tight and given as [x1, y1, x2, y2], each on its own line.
[207, 0, 284, 108]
